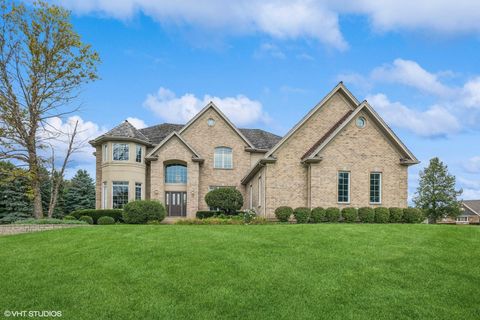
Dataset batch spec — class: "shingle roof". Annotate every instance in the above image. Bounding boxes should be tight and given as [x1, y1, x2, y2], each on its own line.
[239, 129, 282, 150]
[138, 123, 281, 150]
[139, 123, 184, 145]
[463, 200, 480, 216]
[98, 120, 151, 143]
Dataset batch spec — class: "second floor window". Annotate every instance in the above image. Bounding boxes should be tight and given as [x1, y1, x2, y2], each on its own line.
[113, 143, 129, 161]
[165, 164, 187, 184]
[214, 147, 233, 169]
[135, 145, 142, 163]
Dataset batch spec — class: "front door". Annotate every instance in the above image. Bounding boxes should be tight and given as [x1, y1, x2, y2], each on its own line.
[165, 192, 187, 217]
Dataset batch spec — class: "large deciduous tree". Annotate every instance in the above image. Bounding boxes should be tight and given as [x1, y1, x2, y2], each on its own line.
[414, 157, 462, 223]
[0, 1, 99, 218]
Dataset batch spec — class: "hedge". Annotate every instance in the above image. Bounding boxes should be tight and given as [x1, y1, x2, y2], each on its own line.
[71, 209, 123, 224]
[403, 208, 424, 223]
[79, 216, 93, 225]
[275, 206, 293, 222]
[358, 207, 375, 223]
[374, 207, 390, 223]
[293, 207, 311, 224]
[97, 216, 115, 225]
[389, 207, 403, 223]
[204, 188, 243, 215]
[341, 207, 358, 223]
[310, 207, 326, 223]
[325, 207, 340, 222]
[123, 200, 166, 224]
[196, 211, 218, 219]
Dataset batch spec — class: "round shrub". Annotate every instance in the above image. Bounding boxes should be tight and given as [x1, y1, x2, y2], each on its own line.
[97, 216, 115, 225]
[403, 208, 424, 223]
[358, 207, 375, 223]
[79, 215, 93, 225]
[325, 207, 340, 222]
[275, 206, 293, 222]
[310, 207, 326, 223]
[293, 207, 311, 224]
[123, 200, 166, 224]
[71, 209, 123, 223]
[63, 215, 76, 220]
[374, 207, 390, 223]
[205, 188, 243, 215]
[389, 207, 403, 223]
[341, 207, 358, 223]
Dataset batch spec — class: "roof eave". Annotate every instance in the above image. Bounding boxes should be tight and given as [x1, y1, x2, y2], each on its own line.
[244, 147, 269, 153]
[89, 136, 153, 147]
[241, 157, 276, 185]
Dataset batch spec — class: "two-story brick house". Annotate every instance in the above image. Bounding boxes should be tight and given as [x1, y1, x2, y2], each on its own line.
[89, 83, 419, 218]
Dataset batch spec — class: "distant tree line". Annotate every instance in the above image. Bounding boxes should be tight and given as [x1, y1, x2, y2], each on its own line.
[0, 161, 95, 224]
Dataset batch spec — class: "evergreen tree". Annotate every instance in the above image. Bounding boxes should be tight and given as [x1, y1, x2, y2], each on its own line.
[0, 162, 32, 223]
[414, 157, 462, 223]
[64, 170, 95, 214]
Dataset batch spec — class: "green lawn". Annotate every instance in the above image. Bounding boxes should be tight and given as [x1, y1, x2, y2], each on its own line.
[0, 225, 479, 320]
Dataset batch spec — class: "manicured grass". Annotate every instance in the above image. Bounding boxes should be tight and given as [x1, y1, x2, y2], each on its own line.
[0, 224, 479, 319]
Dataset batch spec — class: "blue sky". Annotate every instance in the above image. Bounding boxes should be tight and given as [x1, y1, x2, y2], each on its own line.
[49, 1, 480, 201]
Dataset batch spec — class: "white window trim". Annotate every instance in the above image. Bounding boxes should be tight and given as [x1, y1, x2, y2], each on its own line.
[213, 147, 233, 169]
[258, 176, 262, 208]
[135, 182, 142, 201]
[112, 181, 129, 209]
[112, 143, 130, 161]
[103, 144, 108, 162]
[337, 171, 350, 204]
[135, 145, 142, 163]
[369, 172, 382, 205]
[249, 184, 253, 209]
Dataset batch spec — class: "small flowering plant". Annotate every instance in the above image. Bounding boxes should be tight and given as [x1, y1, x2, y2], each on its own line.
[242, 209, 257, 224]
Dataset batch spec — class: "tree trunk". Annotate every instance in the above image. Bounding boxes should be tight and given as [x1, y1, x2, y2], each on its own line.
[31, 176, 43, 219]
[428, 216, 437, 224]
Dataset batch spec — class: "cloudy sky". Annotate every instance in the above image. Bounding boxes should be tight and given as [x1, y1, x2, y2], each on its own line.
[49, 0, 480, 201]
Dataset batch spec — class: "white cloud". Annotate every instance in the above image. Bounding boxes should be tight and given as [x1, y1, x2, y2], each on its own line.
[371, 59, 453, 97]
[41, 115, 106, 166]
[464, 156, 480, 174]
[143, 87, 269, 126]
[56, 0, 347, 50]
[126, 117, 147, 129]
[462, 77, 480, 109]
[254, 43, 286, 60]
[366, 93, 460, 137]
[458, 177, 480, 200]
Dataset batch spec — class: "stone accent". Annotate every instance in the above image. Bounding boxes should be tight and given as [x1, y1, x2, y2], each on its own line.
[0, 224, 90, 236]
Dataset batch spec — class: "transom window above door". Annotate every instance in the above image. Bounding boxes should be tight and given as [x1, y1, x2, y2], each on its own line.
[165, 164, 187, 184]
[214, 147, 233, 169]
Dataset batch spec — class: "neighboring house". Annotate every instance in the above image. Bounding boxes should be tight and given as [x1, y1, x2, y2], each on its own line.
[441, 200, 480, 224]
[89, 83, 419, 218]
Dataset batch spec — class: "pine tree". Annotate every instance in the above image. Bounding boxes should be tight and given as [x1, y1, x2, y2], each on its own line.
[0, 162, 32, 223]
[64, 170, 96, 214]
[414, 157, 462, 223]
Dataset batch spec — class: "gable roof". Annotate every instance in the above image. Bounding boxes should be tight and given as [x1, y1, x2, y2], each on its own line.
[302, 101, 419, 164]
[462, 200, 480, 216]
[89, 120, 152, 146]
[178, 102, 255, 148]
[265, 82, 359, 158]
[145, 131, 203, 161]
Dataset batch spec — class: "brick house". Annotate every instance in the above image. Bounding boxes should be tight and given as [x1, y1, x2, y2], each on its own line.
[89, 83, 419, 218]
[440, 200, 480, 224]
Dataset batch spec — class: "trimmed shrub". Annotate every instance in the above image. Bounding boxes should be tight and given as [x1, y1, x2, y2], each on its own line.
[310, 207, 326, 223]
[403, 208, 424, 223]
[325, 207, 340, 222]
[293, 207, 311, 224]
[79, 216, 93, 225]
[63, 215, 76, 220]
[275, 206, 293, 222]
[97, 216, 115, 225]
[341, 207, 358, 223]
[71, 209, 123, 223]
[358, 207, 375, 223]
[123, 200, 166, 224]
[389, 207, 403, 223]
[374, 207, 390, 223]
[196, 211, 218, 219]
[204, 188, 243, 215]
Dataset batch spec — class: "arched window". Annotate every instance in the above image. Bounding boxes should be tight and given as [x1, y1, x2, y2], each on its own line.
[214, 147, 233, 169]
[165, 164, 187, 184]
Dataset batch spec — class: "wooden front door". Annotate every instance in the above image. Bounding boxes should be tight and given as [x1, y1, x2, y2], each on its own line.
[165, 192, 187, 217]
